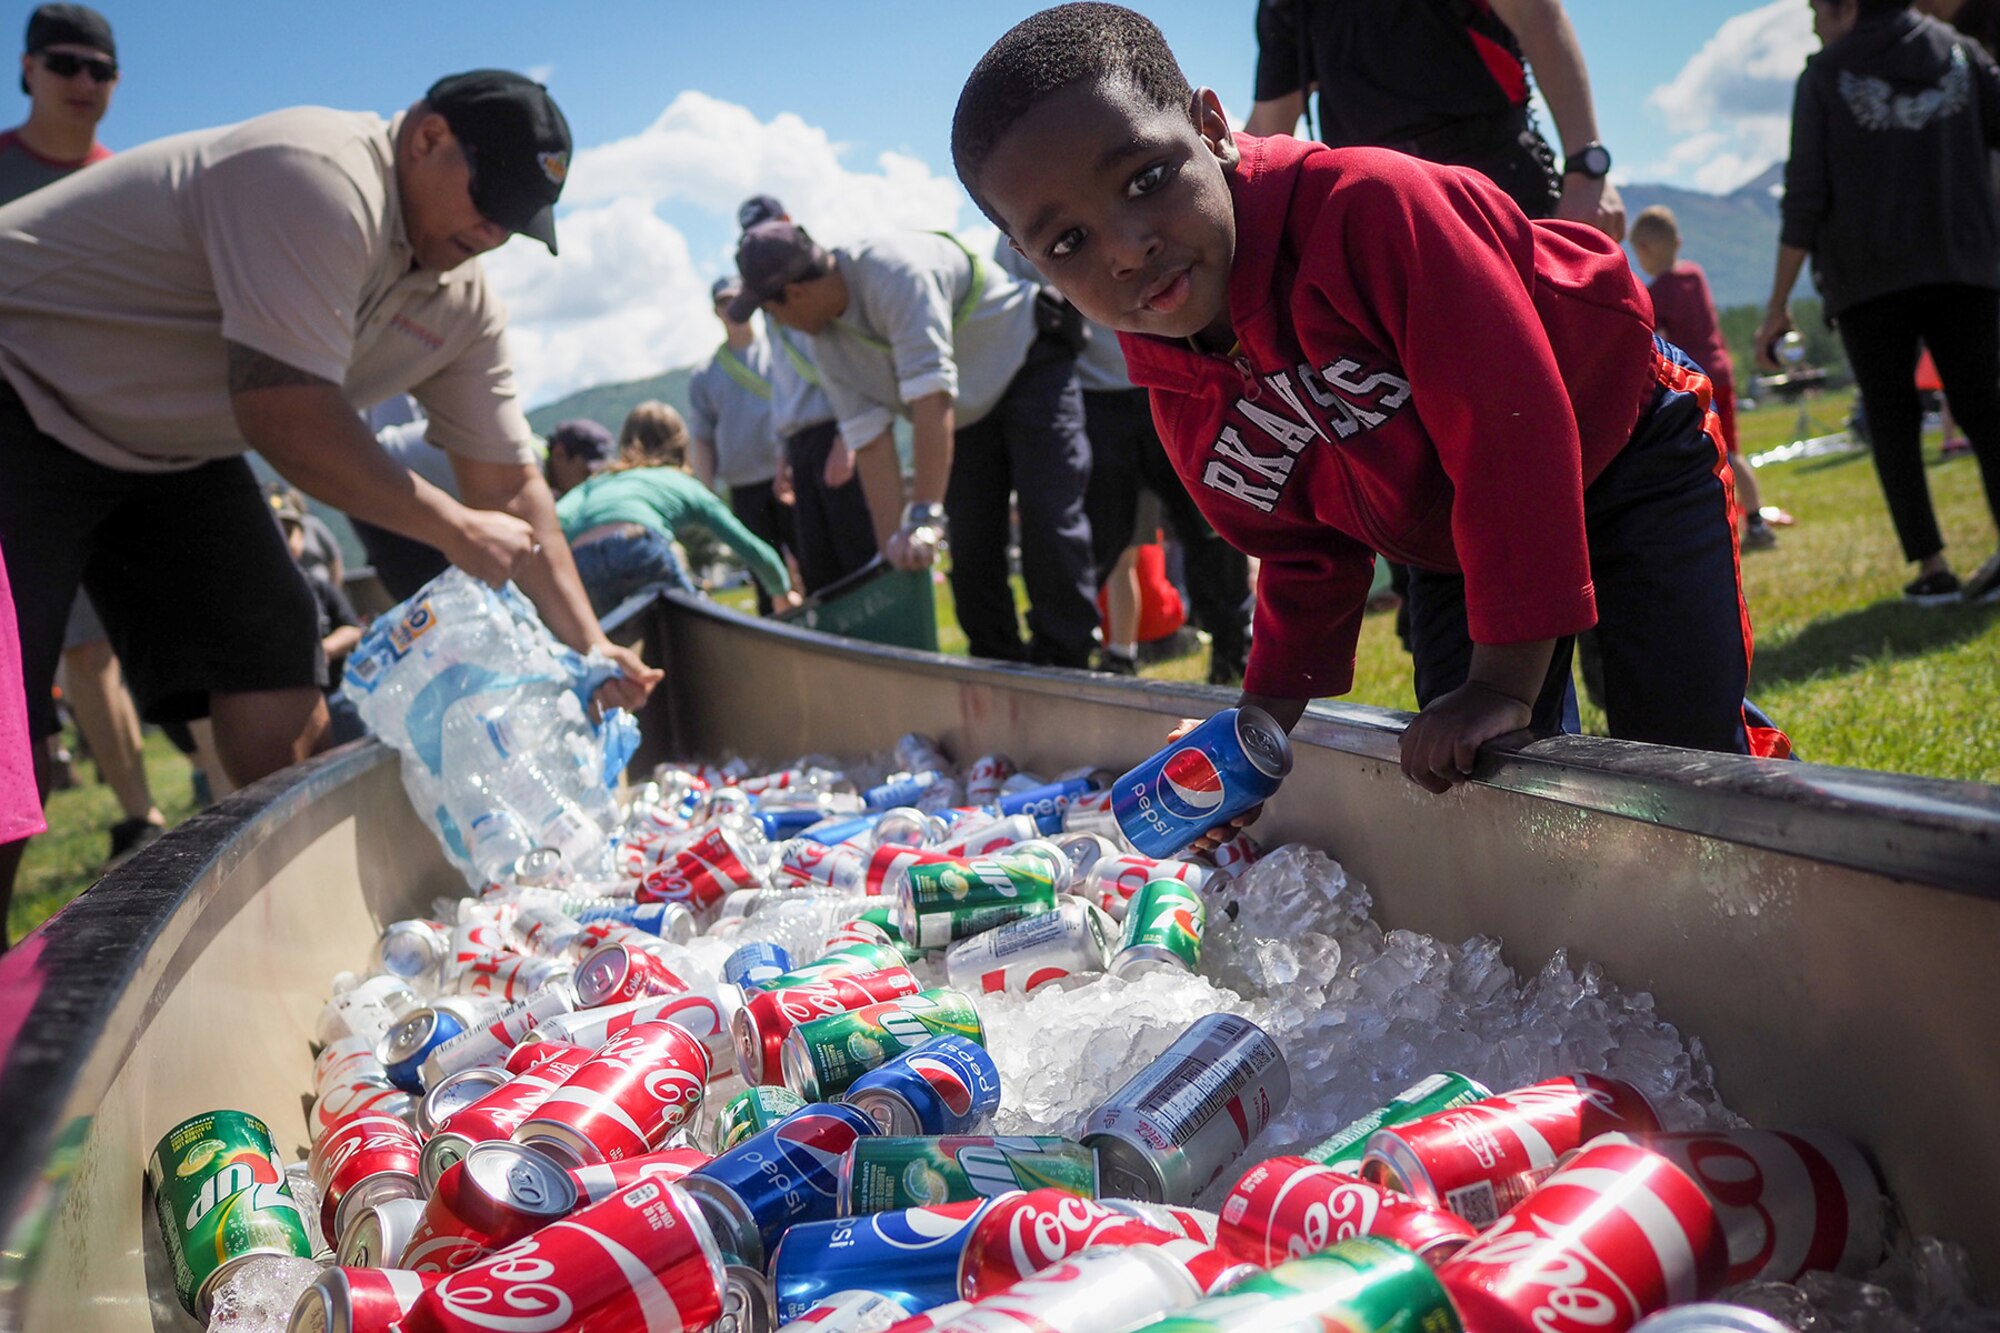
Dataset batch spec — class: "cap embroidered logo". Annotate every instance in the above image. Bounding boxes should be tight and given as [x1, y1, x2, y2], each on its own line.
[538, 151, 569, 186]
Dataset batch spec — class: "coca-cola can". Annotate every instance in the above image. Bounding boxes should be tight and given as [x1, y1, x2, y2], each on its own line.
[336, 1195, 428, 1270]
[415, 1177, 726, 1333]
[1596, 1129, 1884, 1283]
[452, 951, 571, 1002]
[315, 1035, 389, 1095]
[286, 1265, 437, 1333]
[885, 1301, 976, 1333]
[524, 990, 728, 1063]
[778, 1289, 912, 1333]
[1362, 1074, 1659, 1229]
[1083, 853, 1217, 921]
[733, 966, 922, 1084]
[574, 941, 691, 1007]
[310, 1114, 424, 1242]
[400, 1142, 580, 1275]
[516, 1019, 711, 1166]
[941, 899, 1109, 995]
[418, 1067, 511, 1137]
[419, 983, 577, 1086]
[1439, 1141, 1726, 1333]
[423, 1048, 596, 1191]
[955, 1188, 1173, 1300]
[638, 827, 761, 916]
[937, 1245, 1202, 1333]
[965, 754, 1017, 806]
[1219, 1156, 1478, 1267]
[446, 918, 510, 974]
[505, 1040, 595, 1076]
[310, 1078, 416, 1142]
[570, 1146, 714, 1204]
[934, 815, 1042, 860]
[1098, 1200, 1219, 1244]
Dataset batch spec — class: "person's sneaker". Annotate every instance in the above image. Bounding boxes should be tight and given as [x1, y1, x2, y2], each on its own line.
[1961, 554, 2000, 604]
[1742, 518, 1778, 551]
[1904, 570, 1963, 607]
[1136, 625, 1204, 665]
[108, 816, 165, 866]
[1093, 649, 1139, 676]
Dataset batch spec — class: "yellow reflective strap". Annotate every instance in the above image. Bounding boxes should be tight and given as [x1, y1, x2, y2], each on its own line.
[714, 344, 773, 401]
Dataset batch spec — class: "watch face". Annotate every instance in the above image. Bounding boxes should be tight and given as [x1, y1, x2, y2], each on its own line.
[1572, 145, 1612, 178]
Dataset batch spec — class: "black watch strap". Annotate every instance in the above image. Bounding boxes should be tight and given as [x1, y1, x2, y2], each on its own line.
[1563, 142, 1612, 180]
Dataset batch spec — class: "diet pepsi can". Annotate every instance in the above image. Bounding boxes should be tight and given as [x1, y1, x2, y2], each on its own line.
[1112, 708, 1292, 859]
[841, 1036, 1002, 1135]
[681, 1102, 881, 1268]
[999, 773, 1108, 834]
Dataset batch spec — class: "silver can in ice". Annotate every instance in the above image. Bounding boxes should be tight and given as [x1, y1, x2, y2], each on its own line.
[942, 898, 1110, 995]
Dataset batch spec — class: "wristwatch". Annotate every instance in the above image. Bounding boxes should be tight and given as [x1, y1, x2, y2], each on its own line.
[1563, 142, 1612, 180]
[902, 501, 947, 533]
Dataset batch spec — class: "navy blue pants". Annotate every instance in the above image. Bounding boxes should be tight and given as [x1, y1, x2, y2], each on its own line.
[571, 528, 696, 619]
[1406, 338, 1756, 756]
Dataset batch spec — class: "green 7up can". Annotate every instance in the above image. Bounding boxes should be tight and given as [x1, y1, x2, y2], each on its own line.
[779, 988, 985, 1099]
[147, 1110, 313, 1318]
[838, 1135, 1098, 1213]
[1111, 879, 1206, 978]
[895, 842, 1071, 948]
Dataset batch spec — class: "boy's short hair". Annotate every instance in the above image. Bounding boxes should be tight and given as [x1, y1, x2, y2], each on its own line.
[1630, 206, 1679, 247]
[953, 3, 1193, 227]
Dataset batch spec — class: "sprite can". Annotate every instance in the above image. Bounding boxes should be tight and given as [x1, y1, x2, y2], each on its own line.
[895, 841, 1070, 948]
[1303, 1072, 1493, 1173]
[710, 1084, 810, 1152]
[838, 1135, 1098, 1213]
[1111, 879, 1206, 977]
[779, 988, 985, 1099]
[147, 1110, 313, 1318]
[1140, 1237, 1462, 1333]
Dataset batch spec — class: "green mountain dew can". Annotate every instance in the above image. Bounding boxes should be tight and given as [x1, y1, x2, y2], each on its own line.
[1141, 1237, 1461, 1333]
[779, 987, 985, 1099]
[895, 841, 1069, 948]
[1303, 1073, 1492, 1173]
[1111, 879, 1206, 978]
[711, 1084, 809, 1152]
[147, 1110, 312, 1317]
[838, 1135, 1098, 1213]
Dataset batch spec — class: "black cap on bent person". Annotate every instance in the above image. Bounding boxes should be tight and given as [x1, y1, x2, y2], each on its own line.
[736, 193, 785, 231]
[548, 418, 615, 464]
[427, 70, 571, 256]
[26, 3, 114, 58]
[728, 221, 829, 322]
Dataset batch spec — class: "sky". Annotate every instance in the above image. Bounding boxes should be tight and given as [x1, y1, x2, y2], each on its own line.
[67, 0, 1820, 409]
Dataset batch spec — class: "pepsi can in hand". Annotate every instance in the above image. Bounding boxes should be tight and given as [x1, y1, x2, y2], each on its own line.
[1112, 707, 1293, 858]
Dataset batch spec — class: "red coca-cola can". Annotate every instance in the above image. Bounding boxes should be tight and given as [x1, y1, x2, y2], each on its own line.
[515, 1020, 711, 1165]
[565, 920, 651, 963]
[638, 827, 760, 915]
[1145, 1235, 1259, 1296]
[411, 1177, 727, 1333]
[731, 966, 921, 1084]
[570, 1146, 713, 1204]
[288, 1265, 438, 1333]
[505, 1040, 595, 1076]
[424, 1049, 596, 1190]
[400, 1142, 580, 1275]
[574, 942, 690, 1008]
[862, 843, 958, 896]
[957, 1187, 1143, 1299]
[315, 1034, 389, 1095]
[1438, 1140, 1727, 1333]
[311, 1077, 416, 1142]
[310, 1113, 425, 1241]
[1219, 1155, 1479, 1267]
[1600, 1129, 1884, 1284]
[1362, 1074, 1658, 1229]
[1098, 1200, 1219, 1245]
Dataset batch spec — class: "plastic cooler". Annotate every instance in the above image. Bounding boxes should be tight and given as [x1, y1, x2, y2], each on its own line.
[778, 556, 939, 653]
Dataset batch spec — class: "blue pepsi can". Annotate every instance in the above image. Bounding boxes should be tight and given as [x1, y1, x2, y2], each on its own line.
[680, 1102, 879, 1267]
[842, 1036, 1001, 1135]
[374, 1002, 470, 1092]
[1111, 707, 1293, 858]
[756, 805, 833, 839]
[769, 1202, 991, 1322]
[800, 812, 883, 845]
[864, 770, 945, 811]
[723, 941, 794, 991]
[999, 773, 1107, 834]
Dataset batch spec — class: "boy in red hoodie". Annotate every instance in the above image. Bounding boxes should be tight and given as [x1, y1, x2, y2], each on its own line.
[953, 4, 1786, 794]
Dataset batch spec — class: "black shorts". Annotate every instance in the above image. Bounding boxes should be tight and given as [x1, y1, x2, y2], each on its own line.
[0, 386, 324, 739]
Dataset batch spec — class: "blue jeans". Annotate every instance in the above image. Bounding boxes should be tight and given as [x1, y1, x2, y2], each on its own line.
[571, 529, 695, 618]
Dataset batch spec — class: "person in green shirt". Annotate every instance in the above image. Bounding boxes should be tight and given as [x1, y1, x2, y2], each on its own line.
[552, 405, 798, 618]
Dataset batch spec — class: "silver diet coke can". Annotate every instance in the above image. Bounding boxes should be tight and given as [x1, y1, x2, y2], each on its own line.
[943, 898, 1111, 995]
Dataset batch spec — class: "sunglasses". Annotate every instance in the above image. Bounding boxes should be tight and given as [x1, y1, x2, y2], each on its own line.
[38, 51, 117, 83]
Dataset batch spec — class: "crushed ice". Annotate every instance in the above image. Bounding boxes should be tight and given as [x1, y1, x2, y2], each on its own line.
[204, 1255, 322, 1333]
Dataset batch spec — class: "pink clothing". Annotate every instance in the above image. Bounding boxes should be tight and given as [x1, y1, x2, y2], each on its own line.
[0, 543, 46, 842]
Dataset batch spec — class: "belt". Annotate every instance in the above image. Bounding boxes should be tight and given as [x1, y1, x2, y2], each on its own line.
[571, 522, 649, 547]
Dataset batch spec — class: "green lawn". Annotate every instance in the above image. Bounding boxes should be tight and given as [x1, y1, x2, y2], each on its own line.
[13, 388, 1996, 945]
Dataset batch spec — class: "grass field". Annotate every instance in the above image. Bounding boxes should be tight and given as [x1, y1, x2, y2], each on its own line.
[10, 388, 1997, 946]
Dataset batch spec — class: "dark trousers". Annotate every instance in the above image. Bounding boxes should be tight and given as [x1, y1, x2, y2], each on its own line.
[351, 517, 450, 602]
[1836, 283, 2000, 562]
[784, 421, 877, 593]
[1405, 339, 1754, 755]
[945, 339, 1099, 668]
[728, 478, 796, 614]
[1082, 387, 1251, 663]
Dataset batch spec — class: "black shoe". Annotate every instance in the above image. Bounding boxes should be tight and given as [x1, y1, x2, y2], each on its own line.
[1093, 649, 1139, 676]
[108, 817, 165, 865]
[1137, 625, 1204, 665]
[1961, 555, 2000, 605]
[1742, 517, 1778, 551]
[1903, 570, 1962, 607]
[1206, 656, 1245, 688]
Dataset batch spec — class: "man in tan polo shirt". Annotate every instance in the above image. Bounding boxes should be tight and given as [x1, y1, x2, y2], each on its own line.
[0, 70, 661, 929]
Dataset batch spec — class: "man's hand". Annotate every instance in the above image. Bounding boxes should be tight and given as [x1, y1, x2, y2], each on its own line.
[774, 461, 797, 507]
[824, 440, 856, 488]
[442, 507, 539, 587]
[1170, 691, 1308, 852]
[885, 523, 942, 572]
[1754, 306, 1796, 372]
[774, 589, 805, 613]
[591, 640, 663, 713]
[1555, 173, 1625, 242]
[1398, 682, 1533, 793]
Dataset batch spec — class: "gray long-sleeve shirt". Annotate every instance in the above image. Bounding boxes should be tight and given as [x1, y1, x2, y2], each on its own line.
[768, 322, 834, 439]
[686, 335, 782, 487]
[809, 231, 1039, 446]
[992, 238, 1132, 393]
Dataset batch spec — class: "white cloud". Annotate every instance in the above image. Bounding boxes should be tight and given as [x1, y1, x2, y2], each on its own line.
[483, 91, 972, 409]
[1641, 1, 1816, 193]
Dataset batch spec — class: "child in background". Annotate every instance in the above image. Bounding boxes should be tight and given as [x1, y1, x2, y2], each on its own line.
[1630, 206, 1785, 550]
[952, 4, 1789, 796]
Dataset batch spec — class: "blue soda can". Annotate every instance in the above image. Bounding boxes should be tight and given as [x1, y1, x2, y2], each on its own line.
[570, 899, 689, 939]
[680, 1102, 880, 1268]
[723, 941, 795, 991]
[999, 773, 1106, 834]
[1112, 707, 1294, 858]
[864, 770, 945, 811]
[841, 1036, 1001, 1135]
[801, 812, 883, 845]
[769, 1202, 992, 1322]
[757, 805, 834, 840]
[374, 1003, 469, 1092]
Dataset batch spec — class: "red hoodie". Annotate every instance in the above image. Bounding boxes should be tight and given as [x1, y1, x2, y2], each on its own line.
[1120, 135, 1660, 701]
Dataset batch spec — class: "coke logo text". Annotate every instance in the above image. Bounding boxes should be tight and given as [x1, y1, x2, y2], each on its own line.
[436, 1243, 575, 1331]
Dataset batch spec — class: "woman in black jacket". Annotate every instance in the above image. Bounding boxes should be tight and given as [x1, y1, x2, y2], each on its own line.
[1759, 0, 2000, 604]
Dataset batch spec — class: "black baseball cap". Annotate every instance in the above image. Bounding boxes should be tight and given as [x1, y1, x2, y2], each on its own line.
[427, 70, 571, 256]
[737, 194, 785, 231]
[711, 275, 741, 303]
[729, 221, 827, 322]
[548, 418, 615, 463]
[26, 4, 113, 58]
